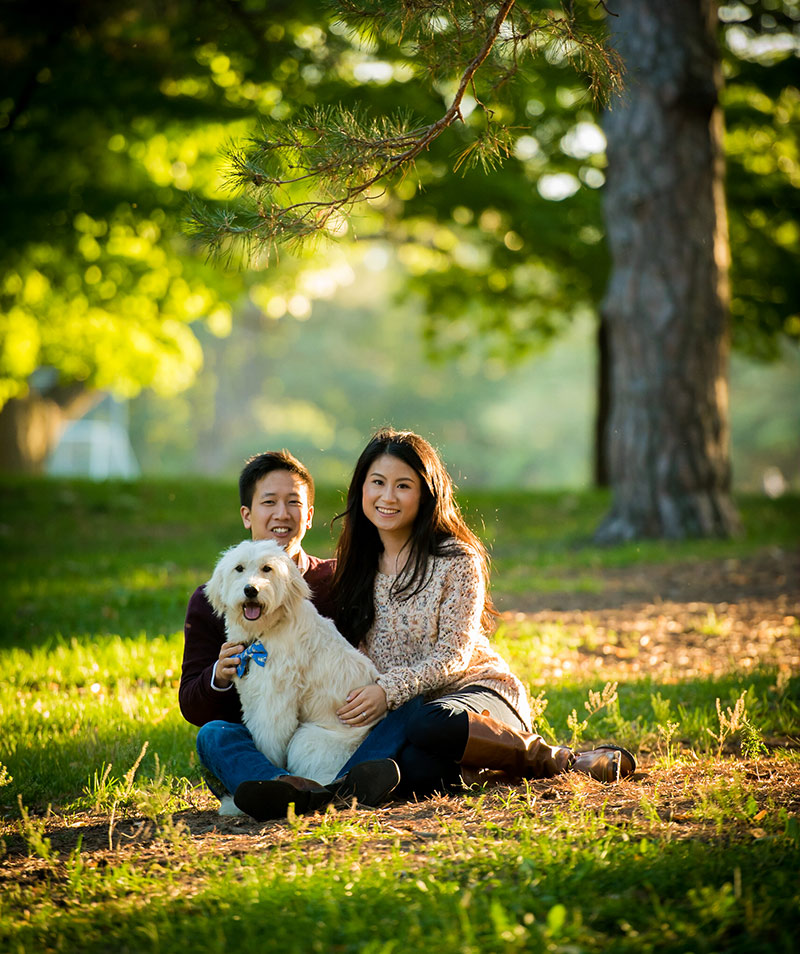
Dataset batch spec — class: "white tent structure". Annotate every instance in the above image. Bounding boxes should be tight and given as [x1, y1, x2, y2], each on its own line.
[47, 395, 140, 479]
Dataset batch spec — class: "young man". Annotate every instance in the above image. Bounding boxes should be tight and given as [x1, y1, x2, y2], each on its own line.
[180, 450, 417, 820]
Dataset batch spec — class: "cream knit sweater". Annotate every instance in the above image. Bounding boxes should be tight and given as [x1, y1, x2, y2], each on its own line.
[363, 546, 532, 730]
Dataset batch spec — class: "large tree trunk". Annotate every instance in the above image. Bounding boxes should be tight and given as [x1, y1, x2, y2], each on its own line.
[596, 0, 740, 541]
[593, 316, 611, 487]
[0, 386, 100, 473]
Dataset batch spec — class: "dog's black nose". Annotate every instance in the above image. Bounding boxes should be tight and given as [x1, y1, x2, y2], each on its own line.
[244, 584, 258, 599]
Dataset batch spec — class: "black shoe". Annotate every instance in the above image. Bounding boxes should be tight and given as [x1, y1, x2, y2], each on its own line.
[328, 759, 401, 807]
[233, 775, 333, 821]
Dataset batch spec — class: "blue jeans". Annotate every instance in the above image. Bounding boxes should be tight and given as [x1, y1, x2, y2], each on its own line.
[196, 695, 424, 797]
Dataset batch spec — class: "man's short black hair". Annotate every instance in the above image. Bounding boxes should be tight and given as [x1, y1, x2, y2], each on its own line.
[238, 451, 315, 508]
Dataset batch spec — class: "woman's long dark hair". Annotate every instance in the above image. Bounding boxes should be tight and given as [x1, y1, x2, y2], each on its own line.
[331, 428, 495, 646]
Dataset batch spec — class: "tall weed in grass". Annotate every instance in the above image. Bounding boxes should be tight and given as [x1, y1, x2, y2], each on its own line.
[15, 796, 52, 860]
[566, 681, 619, 748]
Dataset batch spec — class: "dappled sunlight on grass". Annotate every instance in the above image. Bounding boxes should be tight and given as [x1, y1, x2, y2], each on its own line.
[6, 632, 183, 689]
[1, 692, 194, 808]
[2, 632, 191, 806]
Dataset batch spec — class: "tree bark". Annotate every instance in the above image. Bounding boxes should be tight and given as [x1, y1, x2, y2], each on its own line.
[593, 316, 611, 488]
[596, 0, 740, 541]
[0, 386, 100, 474]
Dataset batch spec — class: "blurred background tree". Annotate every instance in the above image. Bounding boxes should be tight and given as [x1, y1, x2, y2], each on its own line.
[1, 1, 797, 532]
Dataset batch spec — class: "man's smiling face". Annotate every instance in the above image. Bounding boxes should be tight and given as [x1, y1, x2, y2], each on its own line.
[240, 469, 313, 560]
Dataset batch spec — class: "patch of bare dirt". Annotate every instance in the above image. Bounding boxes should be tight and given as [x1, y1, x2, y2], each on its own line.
[499, 547, 799, 684]
[503, 598, 798, 685]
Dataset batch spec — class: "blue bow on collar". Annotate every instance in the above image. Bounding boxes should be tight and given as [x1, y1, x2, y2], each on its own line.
[237, 641, 269, 678]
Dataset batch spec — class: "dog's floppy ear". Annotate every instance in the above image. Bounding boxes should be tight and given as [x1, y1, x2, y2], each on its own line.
[204, 544, 237, 618]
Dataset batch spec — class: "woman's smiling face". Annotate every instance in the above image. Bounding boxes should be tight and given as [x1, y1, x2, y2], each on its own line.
[361, 453, 422, 539]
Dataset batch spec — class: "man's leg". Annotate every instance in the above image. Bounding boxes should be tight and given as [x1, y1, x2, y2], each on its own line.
[196, 720, 287, 797]
[310, 696, 426, 810]
[197, 719, 402, 820]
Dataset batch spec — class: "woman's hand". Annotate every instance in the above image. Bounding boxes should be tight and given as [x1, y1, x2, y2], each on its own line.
[337, 684, 388, 726]
[213, 641, 244, 689]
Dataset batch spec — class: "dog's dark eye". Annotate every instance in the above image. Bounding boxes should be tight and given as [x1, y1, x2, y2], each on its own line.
[235, 564, 244, 573]
[261, 565, 272, 573]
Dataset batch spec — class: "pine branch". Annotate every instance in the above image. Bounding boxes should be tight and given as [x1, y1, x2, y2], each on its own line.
[189, 1, 623, 262]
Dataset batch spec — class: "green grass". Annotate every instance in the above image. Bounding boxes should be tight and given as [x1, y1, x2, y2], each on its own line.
[6, 816, 800, 954]
[2, 477, 797, 645]
[470, 488, 800, 596]
[1, 477, 799, 953]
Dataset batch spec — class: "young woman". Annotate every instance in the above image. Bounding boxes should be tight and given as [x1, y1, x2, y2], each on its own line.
[332, 428, 636, 797]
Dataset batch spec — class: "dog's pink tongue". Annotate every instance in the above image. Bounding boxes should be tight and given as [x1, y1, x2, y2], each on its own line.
[243, 603, 262, 621]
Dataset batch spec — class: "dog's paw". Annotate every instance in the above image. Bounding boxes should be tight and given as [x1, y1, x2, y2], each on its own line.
[218, 795, 244, 816]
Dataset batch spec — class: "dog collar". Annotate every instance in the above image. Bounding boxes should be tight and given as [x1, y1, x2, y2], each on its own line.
[237, 641, 269, 678]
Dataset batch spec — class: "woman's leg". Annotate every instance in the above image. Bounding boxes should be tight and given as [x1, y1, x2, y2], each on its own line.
[397, 687, 529, 798]
[450, 694, 636, 785]
[396, 743, 462, 799]
[336, 695, 424, 775]
[459, 712, 636, 783]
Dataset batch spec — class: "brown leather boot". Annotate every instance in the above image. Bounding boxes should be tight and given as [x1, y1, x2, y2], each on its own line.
[460, 766, 515, 788]
[459, 711, 574, 779]
[571, 746, 637, 783]
[233, 775, 333, 821]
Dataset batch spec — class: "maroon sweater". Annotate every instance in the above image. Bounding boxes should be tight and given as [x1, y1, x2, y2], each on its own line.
[178, 552, 336, 727]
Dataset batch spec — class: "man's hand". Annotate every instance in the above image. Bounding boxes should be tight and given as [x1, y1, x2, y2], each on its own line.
[214, 641, 245, 689]
[337, 684, 388, 726]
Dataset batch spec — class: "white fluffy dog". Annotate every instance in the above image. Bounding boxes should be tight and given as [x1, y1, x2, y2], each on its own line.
[205, 539, 382, 787]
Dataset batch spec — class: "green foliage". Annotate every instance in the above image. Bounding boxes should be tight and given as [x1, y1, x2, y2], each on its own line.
[193, 0, 799, 369]
[2, 0, 796, 503]
[1, 0, 796, 440]
[188, 104, 432, 258]
[0, 210, 235, 406]
[720, 0, 800, 357]
[189, 1, 622, 255]
[404, 1, 800, 365]
[0, 0, 353, 410]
